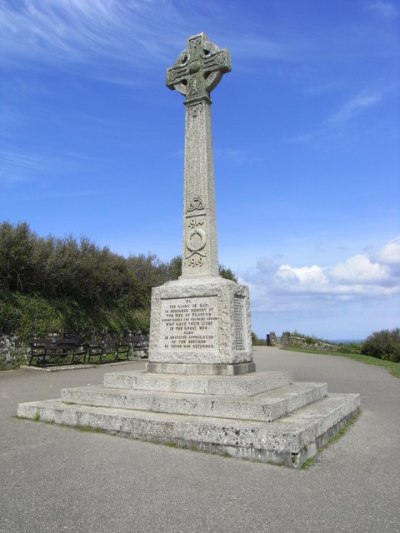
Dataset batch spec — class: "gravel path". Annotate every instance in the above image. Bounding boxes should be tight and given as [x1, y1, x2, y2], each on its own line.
[1, 347, 399, 533]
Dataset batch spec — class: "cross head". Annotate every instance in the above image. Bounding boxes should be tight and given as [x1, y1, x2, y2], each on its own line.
[166, 33, 231, 104]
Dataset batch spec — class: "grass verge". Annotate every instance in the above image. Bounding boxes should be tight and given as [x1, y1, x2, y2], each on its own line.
[300, 410, 361, 469]
[280, 347, 400, 379]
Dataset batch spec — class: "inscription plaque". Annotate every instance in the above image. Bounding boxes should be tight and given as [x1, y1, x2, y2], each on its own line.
[233, 296, 245, 351]
[160, 296, 218, 352]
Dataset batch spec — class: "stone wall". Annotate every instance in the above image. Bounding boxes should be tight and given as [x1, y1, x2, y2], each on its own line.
[0, 335, 28, 369]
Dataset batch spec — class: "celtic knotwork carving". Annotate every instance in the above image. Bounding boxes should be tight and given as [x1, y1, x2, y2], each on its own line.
[187, 103, 203, 117]
[188, 218, 204, 229]
[187, 195, 205, 212]
[186, 255, 205, 268]
[166, 33, 231, 104]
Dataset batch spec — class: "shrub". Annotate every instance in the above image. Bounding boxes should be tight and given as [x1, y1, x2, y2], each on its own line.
[0, 222, 238, 361]
[361, 328, 400, 362]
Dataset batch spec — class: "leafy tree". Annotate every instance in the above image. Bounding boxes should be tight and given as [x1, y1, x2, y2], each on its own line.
[0, 222, 239, 340]
[219, 264, 238, 282]
[361, 328, 400, 362]
[0, 222, 34, 293]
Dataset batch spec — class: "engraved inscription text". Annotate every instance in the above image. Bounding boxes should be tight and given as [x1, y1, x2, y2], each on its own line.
[233, 296, 245, 351]
[160, 297, 218, 351]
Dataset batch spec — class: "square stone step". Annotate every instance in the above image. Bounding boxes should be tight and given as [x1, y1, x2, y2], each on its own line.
[103, 370, 292, 396]
[61, 381, 328, 422]
[17, 393, 360, 468]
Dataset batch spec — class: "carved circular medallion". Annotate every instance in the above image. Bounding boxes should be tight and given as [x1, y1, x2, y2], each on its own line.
[186, 228, 206, 253]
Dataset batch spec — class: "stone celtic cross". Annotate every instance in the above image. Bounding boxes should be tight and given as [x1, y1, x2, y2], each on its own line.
[167, 33, 231, 277]
[166, 33, 231, 105]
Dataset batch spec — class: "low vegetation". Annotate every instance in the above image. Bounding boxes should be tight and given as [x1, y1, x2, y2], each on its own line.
[279, 329, 400, 378]
[0, 222, 178, 340]
[361, 328, 400, 363]
[281, 331, 361, 355]
[0, 222, 236, 368]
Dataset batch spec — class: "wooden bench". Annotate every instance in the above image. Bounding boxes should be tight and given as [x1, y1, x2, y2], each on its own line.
[86, 336, 130, 364]
[127, 333, 149, 358]
[28, 332, 149, 366]
[28, 337, 86, 366]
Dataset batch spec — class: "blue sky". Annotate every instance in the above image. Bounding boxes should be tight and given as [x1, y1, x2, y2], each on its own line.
[1, 0, 399, 340]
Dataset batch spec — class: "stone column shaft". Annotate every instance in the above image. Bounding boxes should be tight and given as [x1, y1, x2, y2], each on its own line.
[182, 99, 218, 277]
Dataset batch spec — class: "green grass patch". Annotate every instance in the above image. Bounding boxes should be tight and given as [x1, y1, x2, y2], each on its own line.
[281, 346, 400, 379]
[300, 456, 315, 470]
[77, 425, 106, 434]
[164, 441, 178, 448]
[300, 410, 361, 469]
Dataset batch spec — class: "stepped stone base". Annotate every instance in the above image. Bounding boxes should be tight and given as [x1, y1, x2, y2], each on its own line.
[103, 370, 292, 395]
[146, 362, 256, 375]
[17, 369, 360, 468]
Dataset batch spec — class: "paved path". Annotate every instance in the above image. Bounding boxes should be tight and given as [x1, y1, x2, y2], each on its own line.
[1, 348, 399, 533]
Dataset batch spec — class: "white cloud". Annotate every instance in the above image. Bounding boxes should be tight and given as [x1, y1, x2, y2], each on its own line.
[376, 237, 400, 265]
[242, 238, 400, 316]
[275, 264, 328, 288]
[330, 254, 389, 283]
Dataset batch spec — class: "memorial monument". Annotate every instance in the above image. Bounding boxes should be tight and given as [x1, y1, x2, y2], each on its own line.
[17, 34, 360, 467]
[148, 33, 254, 376]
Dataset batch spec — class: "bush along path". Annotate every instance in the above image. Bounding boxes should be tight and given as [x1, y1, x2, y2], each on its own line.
[279, 329, 400, 379]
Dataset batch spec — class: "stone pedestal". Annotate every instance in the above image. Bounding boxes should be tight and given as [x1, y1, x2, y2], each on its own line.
[17, 370, 360, 468]
[148, 276, 254, 375]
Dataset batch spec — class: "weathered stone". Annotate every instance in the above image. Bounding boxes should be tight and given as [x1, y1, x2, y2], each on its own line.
[167, 33, 231, 278]
[146, 33, 253, 374]
[103, 370, 292, 396]
[60, 381, 328, 422]
[145, 362, 256, 375]
[149, 277, 252, 370]
[17, 393, 360, 467]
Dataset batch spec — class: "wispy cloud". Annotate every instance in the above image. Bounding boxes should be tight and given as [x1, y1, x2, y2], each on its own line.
[0, 0, 185, 70]
[327, 91, 382, 127]
[0, 145, 84, 184]
[0, 0, 301, 76]
[290, 88, 385, 145]
[368, 1, 399, 19]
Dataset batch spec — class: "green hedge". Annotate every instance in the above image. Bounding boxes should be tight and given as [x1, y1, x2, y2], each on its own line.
[0, 222, 237, 344]
[361, 328, 400, 363]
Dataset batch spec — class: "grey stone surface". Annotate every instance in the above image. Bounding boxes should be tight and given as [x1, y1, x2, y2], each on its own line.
[16, 392, 359, 467]
[60, 381, 328, 422]
[149, 277, 253, 368]
[148, 35, 253, 372]
[166, 32, 231, 277]
[17, 361, 359, 467]
[103, 369, 292, 396]
[145, 361, 256, 375]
